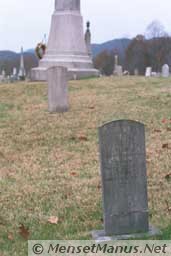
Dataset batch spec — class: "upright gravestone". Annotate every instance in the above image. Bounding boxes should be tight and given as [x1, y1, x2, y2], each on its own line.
[162, 64, 169, 78]
[145, 67, 152, 77]
[115, 65, 123, 76]
[134, 68, 139, 76]
[92, 120, 160, 240]
[47, 66, 69, 113]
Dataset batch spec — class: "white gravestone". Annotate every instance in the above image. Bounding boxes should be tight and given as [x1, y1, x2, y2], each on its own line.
[145, 67, 152, 77]
[162, 64, 169, 78]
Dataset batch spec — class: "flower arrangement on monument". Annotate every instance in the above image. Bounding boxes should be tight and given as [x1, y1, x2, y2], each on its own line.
[35, 43, 46, 59]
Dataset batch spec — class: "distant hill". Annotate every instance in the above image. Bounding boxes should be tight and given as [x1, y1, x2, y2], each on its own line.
[92, 38, 131, 57]
[0, 38, 131, 75]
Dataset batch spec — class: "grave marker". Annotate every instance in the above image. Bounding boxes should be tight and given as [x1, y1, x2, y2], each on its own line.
[47, 66, 69, 113]
[92, 120, 160, 240]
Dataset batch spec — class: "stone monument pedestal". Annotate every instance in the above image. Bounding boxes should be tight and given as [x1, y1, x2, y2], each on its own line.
[92, 225, 161, 242]
[31, 0, 99, 81]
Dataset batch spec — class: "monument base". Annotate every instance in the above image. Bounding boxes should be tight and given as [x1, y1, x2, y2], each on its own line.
[92, 225, 161, 242]
[31, 67, 99, 81]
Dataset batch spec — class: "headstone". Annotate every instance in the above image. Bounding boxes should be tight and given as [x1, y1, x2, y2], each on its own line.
[151, 72, 157, 77]
[31, 0, 99, 81]
[47, 66, 69, 113]
[145, 67, 152, 77]
[115, 65, 123, 76]
[92, 120, 160, 240]
[123, 70, 129, 76]
[13, 67, 17, 76]
[134, 68, 139, 76]
[1, 69, 6, 78]
[162, 64, 169, 78]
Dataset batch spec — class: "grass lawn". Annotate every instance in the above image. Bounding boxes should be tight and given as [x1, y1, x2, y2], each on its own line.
[0, 76, 171, 255]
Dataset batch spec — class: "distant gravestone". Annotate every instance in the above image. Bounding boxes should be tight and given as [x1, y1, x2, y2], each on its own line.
[115, 65, 123, 76]
[1, 70, 6, 78]
[92, 120, 160, 240]
[134, 68, 139, 76]
[47, 66, 69, 113]
[151, 72, 157, 77]
[13, 67, 17, 76]
[162, 64, 169, 78]
[145, 67, 152, 77]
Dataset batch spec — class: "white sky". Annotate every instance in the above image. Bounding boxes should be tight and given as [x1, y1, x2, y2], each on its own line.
[0, 0, 171, 52]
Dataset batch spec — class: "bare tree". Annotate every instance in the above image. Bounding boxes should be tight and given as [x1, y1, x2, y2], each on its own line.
[145, 20, 168, 39]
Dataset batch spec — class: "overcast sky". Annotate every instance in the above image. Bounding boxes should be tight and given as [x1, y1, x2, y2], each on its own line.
[0, 0, 171, 52]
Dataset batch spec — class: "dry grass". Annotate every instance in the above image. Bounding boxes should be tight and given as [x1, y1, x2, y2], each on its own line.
[0, 76, 171, 255]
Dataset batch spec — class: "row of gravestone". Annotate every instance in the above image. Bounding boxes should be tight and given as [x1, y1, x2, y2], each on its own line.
[145, 64, 170, 78]
[113, 65, 170, 77]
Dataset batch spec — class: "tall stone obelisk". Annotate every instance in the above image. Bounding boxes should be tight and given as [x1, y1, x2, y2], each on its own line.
[18, 47, 26, 80]
[31, 0, 99, 80]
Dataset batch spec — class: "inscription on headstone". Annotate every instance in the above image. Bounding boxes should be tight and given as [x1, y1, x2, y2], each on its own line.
[98, 120, 149, 236]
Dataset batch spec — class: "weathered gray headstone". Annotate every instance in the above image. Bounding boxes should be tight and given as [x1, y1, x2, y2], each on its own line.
[92, 120, 160, 241]
[98, 120, 149, 235]
[162, 64, 169, 78]
[47, 66, 69, 113]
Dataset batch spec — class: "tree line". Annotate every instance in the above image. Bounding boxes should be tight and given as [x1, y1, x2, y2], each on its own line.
[94, 20, 171, 75]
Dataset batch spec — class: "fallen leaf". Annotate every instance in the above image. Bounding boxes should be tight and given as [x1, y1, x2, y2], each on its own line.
[162, 143, 169, 149]
[78, 135, 88, 141]
[70, 172, 77, 176]
[162, 119, 167, 123]
[167, 127, 171, 132]
[154, 129, 162, 133]
[48, 216, 59, 225]
[19, 224, 30, 240]
[97, 183, 101, 190]
[165, 173, 171, 181]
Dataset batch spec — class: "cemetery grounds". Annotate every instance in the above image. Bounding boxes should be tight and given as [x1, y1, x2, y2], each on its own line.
[0, 76, 171, 255]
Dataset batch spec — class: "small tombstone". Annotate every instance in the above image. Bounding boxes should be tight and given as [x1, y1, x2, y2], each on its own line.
[47, 66, 69, 113]
[151, 72, 157, 77]
[73, 73, 77, 80]
[145, 67, 152, 77]
[123, 70, 129, 76]
[13, 67, 17, 76]
[162, 64, 169, 78]
[134, 68, 139, 76]
[115, 65, 123, 76]
[1, 70, 6, 78]
[92, 120, 160, 240]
